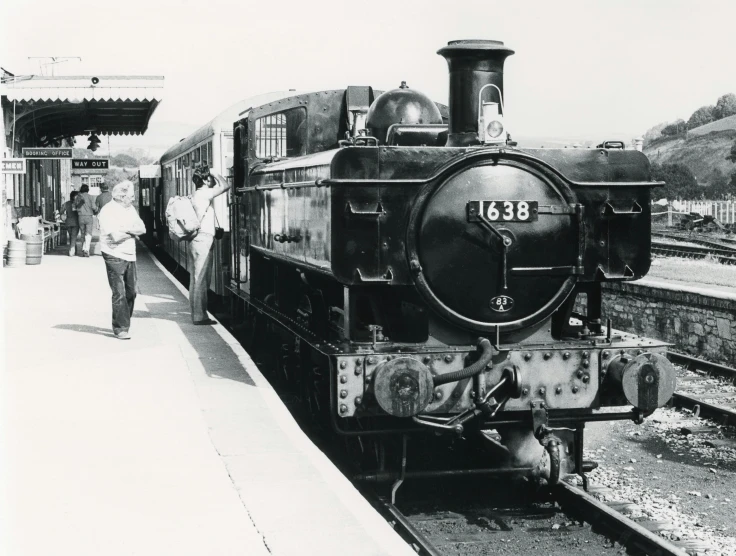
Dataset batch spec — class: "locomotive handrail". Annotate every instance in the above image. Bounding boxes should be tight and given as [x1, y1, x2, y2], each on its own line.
[601, 200, 643, 216]
[355, 268, 394, 283]
[345, 201, 385, 218]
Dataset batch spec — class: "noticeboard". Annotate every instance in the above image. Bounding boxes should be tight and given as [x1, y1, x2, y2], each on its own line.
[72, 159, 109, 169]
[22, 148, 73, 159]
[2, 159, 27, 174]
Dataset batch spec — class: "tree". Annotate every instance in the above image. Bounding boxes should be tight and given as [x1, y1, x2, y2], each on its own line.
[704, 169, 734, 200]
[661, 119, 687, 136]
[713, 93, 736, 120]
[651, 163, 701, 200]
[111, 153, 139, 168]
[687, 105, 715, 129]
[727, 140, 736, 163]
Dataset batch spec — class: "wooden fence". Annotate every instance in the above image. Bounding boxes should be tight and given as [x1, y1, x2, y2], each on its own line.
[670, 200, 736, 224]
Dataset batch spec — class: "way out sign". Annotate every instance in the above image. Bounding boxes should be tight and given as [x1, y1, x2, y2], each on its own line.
[1, 159, 26, 174]
[72, 159, 109, 169]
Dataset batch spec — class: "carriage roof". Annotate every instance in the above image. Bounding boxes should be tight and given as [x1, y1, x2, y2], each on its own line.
[159, 91, 306, 164]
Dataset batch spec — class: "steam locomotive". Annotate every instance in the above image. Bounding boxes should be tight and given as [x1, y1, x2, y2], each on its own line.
[143, 40, 676, 490]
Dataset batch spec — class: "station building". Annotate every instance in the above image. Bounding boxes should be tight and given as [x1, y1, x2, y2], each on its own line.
[1, 71, 163, 244]
[70, 163, 107, 192]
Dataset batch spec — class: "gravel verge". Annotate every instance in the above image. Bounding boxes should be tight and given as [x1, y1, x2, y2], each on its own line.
[581, 406, 736, 555]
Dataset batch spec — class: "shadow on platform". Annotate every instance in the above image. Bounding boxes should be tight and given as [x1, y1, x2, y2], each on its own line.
[136, 251, 257, 387]
[53, 323, 118, 338]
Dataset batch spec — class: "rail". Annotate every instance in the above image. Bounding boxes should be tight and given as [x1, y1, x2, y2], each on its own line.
[553, 481, 689, 556]
[362, 490, 441, 556]
[651, 240, 736, 264]
[667, 351, 736, 426]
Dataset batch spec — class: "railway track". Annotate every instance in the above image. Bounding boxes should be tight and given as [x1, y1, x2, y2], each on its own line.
[651, 240, 736, 264]
[366, 354, 736, 556]
[365, 481, 689, 556]
[667, 351, 736, 426]
[653, 231, 736, 251]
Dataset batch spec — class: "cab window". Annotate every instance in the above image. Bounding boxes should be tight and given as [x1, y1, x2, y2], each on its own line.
[255, 107, 306, 159]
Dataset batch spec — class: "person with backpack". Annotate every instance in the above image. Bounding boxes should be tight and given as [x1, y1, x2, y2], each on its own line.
[74, 184, 95, 257]
[188, 166, 230, 325]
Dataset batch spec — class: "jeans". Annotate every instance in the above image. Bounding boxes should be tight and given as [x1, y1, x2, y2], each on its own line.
[67, 225, 79, 256]
[187, 232, 214, 322]
[78, 216, 94, 253]
[103, 253, 137, 334]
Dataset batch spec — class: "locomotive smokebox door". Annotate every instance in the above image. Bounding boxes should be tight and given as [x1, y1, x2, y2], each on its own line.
[372, 357, 434, 417]
[408, 152, 582, 333]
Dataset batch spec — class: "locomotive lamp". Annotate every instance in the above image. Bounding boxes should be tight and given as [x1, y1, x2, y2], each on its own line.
[480, 98, 505, 144]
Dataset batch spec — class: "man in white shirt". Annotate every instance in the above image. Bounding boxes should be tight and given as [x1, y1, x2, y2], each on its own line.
[188, 167, 231, 324]
[98, 181, 146, 340]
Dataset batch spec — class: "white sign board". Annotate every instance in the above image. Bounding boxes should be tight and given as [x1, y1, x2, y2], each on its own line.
[2, 158, 26, 174]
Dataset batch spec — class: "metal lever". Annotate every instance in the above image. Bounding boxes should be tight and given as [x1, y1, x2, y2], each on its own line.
[412, 366, 521, 434]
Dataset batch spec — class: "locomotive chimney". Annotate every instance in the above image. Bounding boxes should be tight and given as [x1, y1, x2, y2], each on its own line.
[438, 40, 515, 147]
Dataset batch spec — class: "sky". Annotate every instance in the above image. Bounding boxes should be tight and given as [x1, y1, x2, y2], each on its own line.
[2, 0, 735, 150]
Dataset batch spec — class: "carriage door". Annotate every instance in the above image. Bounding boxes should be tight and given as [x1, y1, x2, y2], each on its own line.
[232, 118, 250, 292]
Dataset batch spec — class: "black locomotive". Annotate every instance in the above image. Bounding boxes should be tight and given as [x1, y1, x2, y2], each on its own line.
[151, 40, 677, 490]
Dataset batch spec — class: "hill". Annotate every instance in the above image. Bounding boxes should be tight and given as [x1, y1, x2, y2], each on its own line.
[106, 120, 198, 160]
[688, 114, 736, 137]
[644, 129, 736, 185]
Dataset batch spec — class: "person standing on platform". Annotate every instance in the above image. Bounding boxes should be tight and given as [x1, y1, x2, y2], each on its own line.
[95, 182, 113, 214]
[62, 191, 80, 256]
[98, 181, 146, 340]
[74, 184, 95, 257]
[188, 166, 230, 325]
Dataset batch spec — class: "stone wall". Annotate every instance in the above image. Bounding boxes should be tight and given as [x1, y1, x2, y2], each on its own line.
[575, 280, 736, 366]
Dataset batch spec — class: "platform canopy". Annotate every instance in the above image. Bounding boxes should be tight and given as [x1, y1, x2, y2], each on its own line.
[2, 75, 164, 146]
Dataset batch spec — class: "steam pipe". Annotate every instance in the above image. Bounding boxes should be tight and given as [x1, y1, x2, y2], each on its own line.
[433, 337, 493, 386]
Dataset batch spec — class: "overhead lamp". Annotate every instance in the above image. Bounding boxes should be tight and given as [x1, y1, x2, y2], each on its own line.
[87, 132, 101, 151]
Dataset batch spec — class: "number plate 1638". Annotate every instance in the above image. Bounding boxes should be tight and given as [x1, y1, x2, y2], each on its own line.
[467, 200, 538, 223]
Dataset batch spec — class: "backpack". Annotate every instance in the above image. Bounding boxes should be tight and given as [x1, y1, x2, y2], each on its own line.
[166, 196, 201, 241]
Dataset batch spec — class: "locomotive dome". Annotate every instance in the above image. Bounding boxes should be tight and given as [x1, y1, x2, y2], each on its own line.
[366, 82, 443, 144]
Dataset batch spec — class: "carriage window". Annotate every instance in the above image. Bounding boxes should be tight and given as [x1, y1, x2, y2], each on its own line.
[255, 107, 306, 159]
[193, 147, 201, 164]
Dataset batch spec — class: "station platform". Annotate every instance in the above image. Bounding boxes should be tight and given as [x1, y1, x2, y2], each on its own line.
[1, 245, 415, 556]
